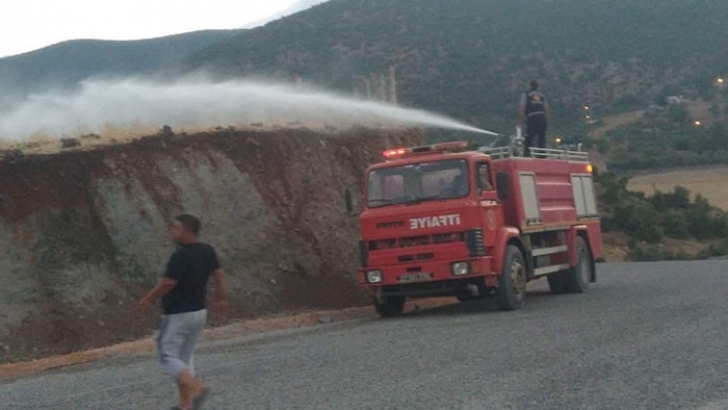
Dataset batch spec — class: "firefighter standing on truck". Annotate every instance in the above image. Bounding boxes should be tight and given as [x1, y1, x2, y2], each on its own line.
[518, 80, 549, 157]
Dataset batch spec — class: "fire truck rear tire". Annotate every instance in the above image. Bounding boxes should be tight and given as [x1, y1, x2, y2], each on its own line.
[565, 236, 591, 293]
[374, 296, 406, 318]
[547, 271, 568, 294]
[496, 245, 527, 311]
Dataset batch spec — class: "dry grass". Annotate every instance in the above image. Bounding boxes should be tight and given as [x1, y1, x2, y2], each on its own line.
[0, 122, 162, 156]
[661, 237, 710, 256]
[0, 120, 371, 157]
[628, 166, 728, 211]
[588, 110, 645, 138]
[601, 231, 630, 262]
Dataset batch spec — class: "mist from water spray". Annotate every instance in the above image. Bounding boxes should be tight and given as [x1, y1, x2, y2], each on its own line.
[0, 77, 498, 140]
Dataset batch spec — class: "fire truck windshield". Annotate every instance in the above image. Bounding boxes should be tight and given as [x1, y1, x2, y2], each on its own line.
[366, 159, 470, 208]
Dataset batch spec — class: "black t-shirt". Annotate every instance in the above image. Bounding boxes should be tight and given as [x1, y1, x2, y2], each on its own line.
[161, 243, 221, 315]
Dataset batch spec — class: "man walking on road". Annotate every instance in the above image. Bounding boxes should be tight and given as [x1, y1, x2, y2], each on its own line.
[518, 80, 549, 157]
[137, 214, 228, 410]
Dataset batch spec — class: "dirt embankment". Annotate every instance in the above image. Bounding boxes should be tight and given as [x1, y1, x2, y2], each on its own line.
[0, 127, 424, 362]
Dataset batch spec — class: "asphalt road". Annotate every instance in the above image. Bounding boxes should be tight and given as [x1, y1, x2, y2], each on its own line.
[3, 260, 728, 410]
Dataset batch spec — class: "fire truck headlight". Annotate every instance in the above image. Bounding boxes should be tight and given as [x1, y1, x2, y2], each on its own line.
[366, 270, 383, 283]
[451, 262, 469, 276]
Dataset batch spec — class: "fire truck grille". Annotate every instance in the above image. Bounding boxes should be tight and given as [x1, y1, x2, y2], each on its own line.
[368, 239, 396, 250]
[398, 235, 430, 247]
[397, 253, 435, 263]
[369, 232, 465, 252]
[466, 229, 486, 257]
[432, 232, 465, 244]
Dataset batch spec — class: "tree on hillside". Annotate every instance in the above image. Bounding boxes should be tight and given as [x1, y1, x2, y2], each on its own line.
[667, 105, 691, 124]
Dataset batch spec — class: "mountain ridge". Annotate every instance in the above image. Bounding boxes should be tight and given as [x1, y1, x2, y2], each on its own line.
[0, 29, 243, 100]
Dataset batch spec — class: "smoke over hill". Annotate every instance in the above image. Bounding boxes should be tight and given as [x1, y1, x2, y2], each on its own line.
[0, 77, 490, 140]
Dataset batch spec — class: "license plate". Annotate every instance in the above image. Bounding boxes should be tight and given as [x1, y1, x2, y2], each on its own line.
[398, 272, 433, 283]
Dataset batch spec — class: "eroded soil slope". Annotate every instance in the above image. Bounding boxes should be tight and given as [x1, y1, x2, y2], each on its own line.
[0, 127, 423, 361]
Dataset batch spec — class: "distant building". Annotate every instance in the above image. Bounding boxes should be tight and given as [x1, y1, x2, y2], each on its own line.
[666, 95, 685, 105]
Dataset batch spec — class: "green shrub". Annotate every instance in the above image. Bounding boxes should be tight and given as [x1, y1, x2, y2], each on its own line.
[663, 186, 691, 209]
[612, 200, 663, 243]
[596, 138, 610, 154]
[708, 240, 728, 258]
[662, 209, 690, 239]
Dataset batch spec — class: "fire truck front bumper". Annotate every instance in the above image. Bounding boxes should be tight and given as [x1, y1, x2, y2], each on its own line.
[358, 257, 497, 298]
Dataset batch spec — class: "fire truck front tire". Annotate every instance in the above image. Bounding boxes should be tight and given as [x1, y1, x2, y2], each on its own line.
[374, 296, 406, 318]
[496, 245, 527, 311]
[565, 236, 592, 293]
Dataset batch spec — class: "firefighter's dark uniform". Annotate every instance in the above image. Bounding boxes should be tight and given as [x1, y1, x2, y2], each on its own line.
[520, 91, 548, 157]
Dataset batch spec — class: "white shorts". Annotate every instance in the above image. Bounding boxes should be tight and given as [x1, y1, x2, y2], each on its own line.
[156, 309, 207, 378]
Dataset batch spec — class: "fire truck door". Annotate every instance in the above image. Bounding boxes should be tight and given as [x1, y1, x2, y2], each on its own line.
[476, 162, 500, 249]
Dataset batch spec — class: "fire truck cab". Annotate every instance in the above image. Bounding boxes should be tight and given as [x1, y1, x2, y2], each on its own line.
[357, 141, 603, 317]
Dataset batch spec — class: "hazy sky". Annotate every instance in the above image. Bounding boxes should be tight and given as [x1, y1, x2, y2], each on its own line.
[0, 1, 323, 57]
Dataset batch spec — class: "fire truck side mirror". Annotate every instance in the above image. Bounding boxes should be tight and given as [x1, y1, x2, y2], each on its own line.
[345, 189, 354, 214]
[496, 172, 510, 201]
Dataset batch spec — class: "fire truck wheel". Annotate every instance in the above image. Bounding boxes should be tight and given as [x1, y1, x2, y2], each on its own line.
[547, 271, 568, 294]
[565, 236, 592, 293]
[496, 245, 527, 311]
[374, 296, 406, 318]
[456, 293, 477, 303]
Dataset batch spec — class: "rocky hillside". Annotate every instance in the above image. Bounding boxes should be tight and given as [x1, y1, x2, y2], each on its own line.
[186, 0, 728, 134]
[0, 127, 423, 361]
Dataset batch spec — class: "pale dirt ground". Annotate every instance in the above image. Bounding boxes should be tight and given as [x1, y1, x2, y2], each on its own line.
[628, 166, 728, 211]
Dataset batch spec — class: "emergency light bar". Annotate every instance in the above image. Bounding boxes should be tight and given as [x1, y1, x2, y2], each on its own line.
[382, 141, 469, 159]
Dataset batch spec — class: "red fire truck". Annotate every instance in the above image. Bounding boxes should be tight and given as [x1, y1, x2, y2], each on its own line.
[357, 141, 603, 317]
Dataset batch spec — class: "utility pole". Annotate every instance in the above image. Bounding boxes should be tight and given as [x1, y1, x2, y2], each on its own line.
[378, 74, 387, 102]
[389, 66, 398, 106]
